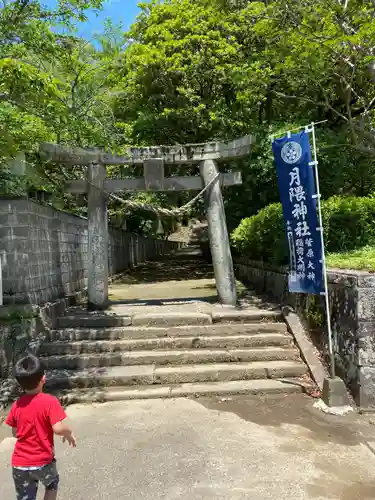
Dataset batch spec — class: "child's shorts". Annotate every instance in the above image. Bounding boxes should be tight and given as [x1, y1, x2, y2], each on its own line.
[12, 460, 59, 500]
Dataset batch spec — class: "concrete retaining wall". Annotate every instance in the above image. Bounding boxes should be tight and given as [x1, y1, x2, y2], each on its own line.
[235, 258, 375, 409]
[0, 198, 181, 306]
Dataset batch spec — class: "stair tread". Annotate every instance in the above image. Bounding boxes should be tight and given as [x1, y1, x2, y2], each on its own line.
[45, 346, 297, 359]
[154, 360, 305, 373]
[48, 323, 288, 342]
[47, 359, 306, 378]
[56, 306, 283, 330]
[45, 333, 291, 346]
[56, 379, 303, 403]
[52, 322, 287, 332]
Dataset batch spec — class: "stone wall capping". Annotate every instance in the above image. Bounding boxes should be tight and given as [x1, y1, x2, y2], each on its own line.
[282, 306, 328, 391]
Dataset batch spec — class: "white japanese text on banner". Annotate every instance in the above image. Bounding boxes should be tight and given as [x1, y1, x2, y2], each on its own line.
[272, 131, 324, 294]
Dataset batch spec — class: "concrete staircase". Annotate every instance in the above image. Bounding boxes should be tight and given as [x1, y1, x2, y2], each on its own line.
[40, 305, 310, 404]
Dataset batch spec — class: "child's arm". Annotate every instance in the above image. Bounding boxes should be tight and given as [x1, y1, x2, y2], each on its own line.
[49, 397, 76, 447]
[52, 421, 77, 447]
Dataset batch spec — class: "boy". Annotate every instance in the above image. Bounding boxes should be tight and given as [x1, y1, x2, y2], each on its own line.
[5, 354, 76, 500]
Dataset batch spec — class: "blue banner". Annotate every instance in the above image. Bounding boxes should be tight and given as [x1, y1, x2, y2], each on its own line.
[272, 131, 324, 294]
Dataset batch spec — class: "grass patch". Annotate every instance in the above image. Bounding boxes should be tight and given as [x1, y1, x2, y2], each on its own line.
[327, 246, 375, 271]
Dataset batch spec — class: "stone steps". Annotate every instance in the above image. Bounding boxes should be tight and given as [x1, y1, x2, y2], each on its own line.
[43, 305, 311, 401]
[40, 333, 292, 355]
[58, 379, 303, 404]
[56, 309, 281, 329]
[47, 322, 288, 342]
[45, 360, 307, 390]
[42, 347, 299, 370]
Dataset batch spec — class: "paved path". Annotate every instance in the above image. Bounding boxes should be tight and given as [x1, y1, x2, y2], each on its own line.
[65, 248, 277, 322]
[1, 394, 375, 499]
[106, 248, 275, 312]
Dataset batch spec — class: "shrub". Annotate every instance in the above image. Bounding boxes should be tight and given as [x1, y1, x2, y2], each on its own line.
[322, 196, 375, 251]
[231, 196, 375, 265]
[231, 203, 287, 265]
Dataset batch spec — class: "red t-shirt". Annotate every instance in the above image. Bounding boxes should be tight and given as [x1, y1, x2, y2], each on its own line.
[5, 393, 67, 467]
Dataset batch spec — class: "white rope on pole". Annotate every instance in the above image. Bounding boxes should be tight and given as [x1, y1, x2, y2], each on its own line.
[307, 122, 336, 379]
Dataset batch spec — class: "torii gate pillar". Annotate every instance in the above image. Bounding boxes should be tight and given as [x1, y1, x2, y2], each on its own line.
[200, 159, 237, 306]
[87, 162, 108, 310]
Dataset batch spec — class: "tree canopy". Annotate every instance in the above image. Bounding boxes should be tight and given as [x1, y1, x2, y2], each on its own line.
[1, 0, 374, 232]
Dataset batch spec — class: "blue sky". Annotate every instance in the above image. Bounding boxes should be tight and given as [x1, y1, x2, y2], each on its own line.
[44, 0, 141, 39]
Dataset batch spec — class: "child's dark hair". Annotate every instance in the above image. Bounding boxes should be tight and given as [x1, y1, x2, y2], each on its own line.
[14, 354, 45, 391]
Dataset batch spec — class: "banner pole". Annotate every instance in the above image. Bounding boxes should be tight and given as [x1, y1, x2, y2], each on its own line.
[0, 255, 2, 306]
[310, 123, 335, 378]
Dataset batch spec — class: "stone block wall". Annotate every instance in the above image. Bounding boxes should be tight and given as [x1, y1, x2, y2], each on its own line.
[0, 198, 180, 306]
[0, 306, 40, 380]
[235, 258, 375, 409]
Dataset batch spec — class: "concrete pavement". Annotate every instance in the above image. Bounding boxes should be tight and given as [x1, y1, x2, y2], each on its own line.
[1, 394, 375, 499]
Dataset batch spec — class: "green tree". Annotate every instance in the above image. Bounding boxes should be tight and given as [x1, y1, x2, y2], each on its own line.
[249, 0, 375, 151]
[0, 0, 123, 201]
[114, 0, 259, 144]
[113, 0, 375, 230]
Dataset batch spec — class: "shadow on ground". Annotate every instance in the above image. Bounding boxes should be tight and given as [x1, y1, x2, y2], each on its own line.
[113, 255, 214, 285]
[198, 393, 375, 448]
[108, 249, 276, 310]
[109, 295, 219, 306]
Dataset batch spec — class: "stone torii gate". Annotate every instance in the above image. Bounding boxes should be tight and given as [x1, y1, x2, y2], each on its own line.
[40, 136, 252, 309]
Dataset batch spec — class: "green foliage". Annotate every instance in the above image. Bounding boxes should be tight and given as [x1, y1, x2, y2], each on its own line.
[113, 0, 375, 233]
[115, 0, 375, 149]
[225, 124, 375, 231]
[231, 196, 375, 266]
[115, 0, 259, 144]
[0, 0, 124, 210]
[305, 295, 326, 329]
[322, 196, 375, 251]
[231, 203, 287, 265]
[326, 246, 375, 271]
[1, 0, 375, 236]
